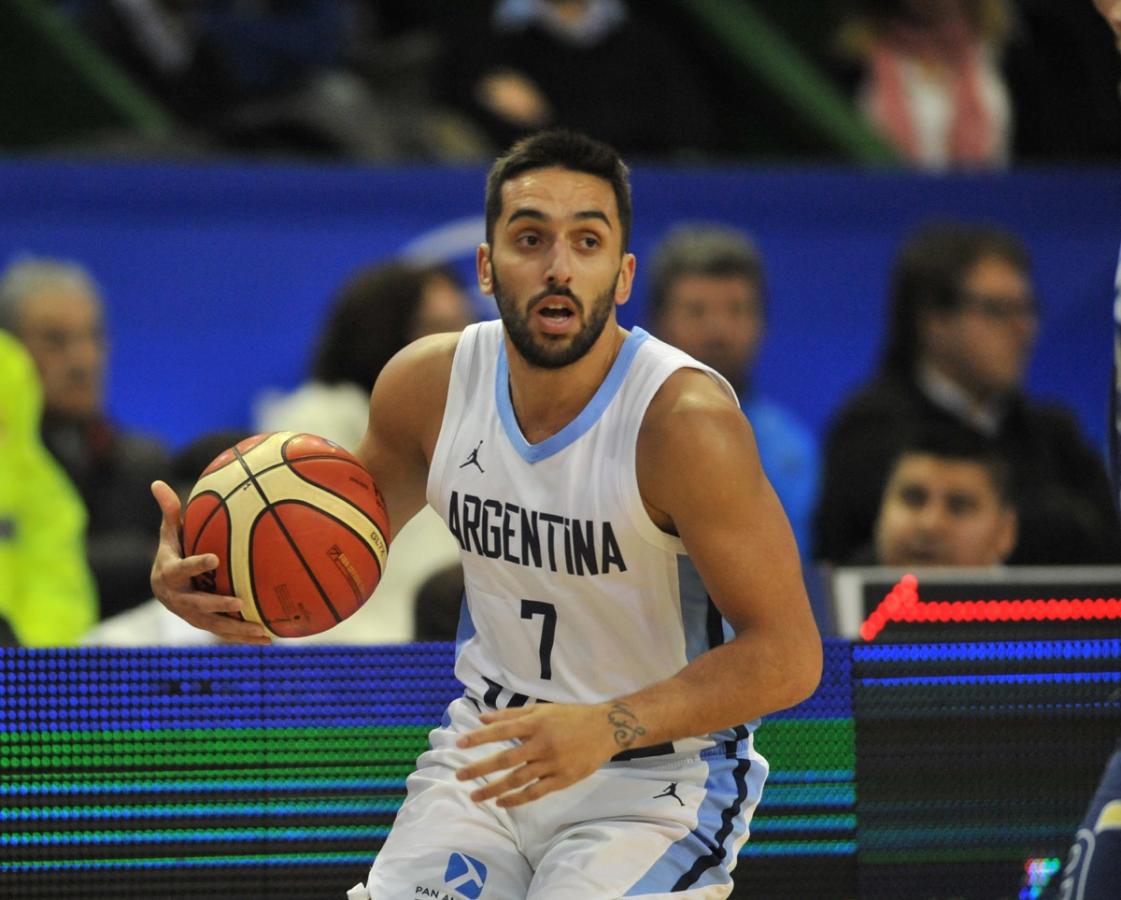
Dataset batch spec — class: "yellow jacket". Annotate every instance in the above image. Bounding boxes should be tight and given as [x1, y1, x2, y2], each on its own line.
[0, 330, 97, 644]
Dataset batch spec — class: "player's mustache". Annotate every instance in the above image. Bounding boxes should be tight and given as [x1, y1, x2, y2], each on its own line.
[529, 285, 582, 312]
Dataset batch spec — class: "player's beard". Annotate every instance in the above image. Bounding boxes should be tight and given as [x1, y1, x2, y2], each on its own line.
[492, 269, 618, 369]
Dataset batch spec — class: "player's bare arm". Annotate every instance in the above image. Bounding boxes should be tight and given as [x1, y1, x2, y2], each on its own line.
[624, 368, 823, 730]
[150, 332, 457, 643]
[457, 367, 823, 806]
[355, 331, 458, 538]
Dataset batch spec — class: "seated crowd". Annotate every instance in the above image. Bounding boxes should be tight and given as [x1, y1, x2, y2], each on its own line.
[1, 212, 1118, 647]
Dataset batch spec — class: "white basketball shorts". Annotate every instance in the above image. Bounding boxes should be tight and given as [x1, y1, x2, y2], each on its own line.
[358, 697, 768, 899]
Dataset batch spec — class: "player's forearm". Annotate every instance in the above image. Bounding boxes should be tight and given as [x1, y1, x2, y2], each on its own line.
[607, 626, 822, 754]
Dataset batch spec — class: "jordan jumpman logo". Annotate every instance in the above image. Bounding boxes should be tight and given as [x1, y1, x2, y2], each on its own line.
[459, 440, 485, 474]
[653, 782, 685, 806]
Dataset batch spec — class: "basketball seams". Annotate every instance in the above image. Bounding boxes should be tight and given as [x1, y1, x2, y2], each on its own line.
[180, 431, 391, 639]
[246, 503, 343, 632]
[247, 498, 386, 631]
[257, 465, 389, 561]
[196, 455, 376, 504]
[236, 446, 388, 636]
[182, 490, 228, 556]
[279, 431, 385, 517]
[282, 460, 389, 534]
[231, 444, 348, 632]
[181, 491, 234, 599]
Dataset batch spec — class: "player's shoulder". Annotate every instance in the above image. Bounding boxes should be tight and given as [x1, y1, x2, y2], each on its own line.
[645, 366, 743, 430]
[638, 365, 752, 470]
[377, 331, 460, 393]
[368, 331, 462, 443]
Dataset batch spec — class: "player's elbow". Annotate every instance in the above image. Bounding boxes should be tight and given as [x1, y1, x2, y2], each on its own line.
[768, 628, 823, 711]
[787, 632, 824, 706]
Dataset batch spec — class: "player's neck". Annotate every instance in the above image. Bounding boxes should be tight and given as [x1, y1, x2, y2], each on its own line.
[505, 324, 627, 445]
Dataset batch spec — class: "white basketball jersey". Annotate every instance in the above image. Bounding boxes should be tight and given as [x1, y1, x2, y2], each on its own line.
[427, 320, 755, 757]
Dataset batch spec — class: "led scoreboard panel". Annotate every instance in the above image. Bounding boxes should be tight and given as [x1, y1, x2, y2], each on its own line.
[831, 566, 1121, 643]
[833, 566, 1121, 898]
[2, 574, 1119, 900]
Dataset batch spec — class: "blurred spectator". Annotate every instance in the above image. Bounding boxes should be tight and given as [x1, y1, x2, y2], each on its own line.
[815, 220, 1121, 566]
[81, 429, 249, 646]
[254, 258, 474, 643]
[646, 224, 819, 558]
[0, 329, 97, 646]
[867, 429, 1017, 566]
[255, 260, 474, 450]
[0, 256, 170, 619]
[1003, 1, 1121, 163]
[72, 0, 251, 148]
[833, 0, 1013, 169]
[69, 0, 486, 161]
[436, 0, 717, 160]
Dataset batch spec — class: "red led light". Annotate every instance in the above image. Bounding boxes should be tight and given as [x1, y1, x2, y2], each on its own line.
[859, 576, 1121, 640]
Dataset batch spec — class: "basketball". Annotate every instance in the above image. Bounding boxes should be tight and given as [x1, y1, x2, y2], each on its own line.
[180, 432, 391, 638]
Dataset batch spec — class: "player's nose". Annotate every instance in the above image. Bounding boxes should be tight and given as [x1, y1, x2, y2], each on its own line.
[544, 241, 573, 284]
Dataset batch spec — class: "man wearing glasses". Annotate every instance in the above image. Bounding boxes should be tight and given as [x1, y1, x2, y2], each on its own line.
[814, 220, 1121, 566]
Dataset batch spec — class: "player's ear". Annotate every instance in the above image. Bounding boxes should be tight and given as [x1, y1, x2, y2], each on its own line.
[614, 252, 637, 306]
[477, 244, 494, 296]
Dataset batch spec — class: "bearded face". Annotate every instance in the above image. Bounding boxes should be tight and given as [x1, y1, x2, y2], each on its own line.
[491, 269, 618, 369]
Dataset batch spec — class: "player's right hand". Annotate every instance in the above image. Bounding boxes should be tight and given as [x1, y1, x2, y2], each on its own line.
[149, 480, 271, 644]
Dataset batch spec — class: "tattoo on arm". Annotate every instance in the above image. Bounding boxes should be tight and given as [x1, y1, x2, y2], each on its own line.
[607, 702, 646, 749]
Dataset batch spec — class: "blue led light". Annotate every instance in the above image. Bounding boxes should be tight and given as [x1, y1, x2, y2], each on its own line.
[858, 671, 1121, 688]
[854, 639, 1121, 664]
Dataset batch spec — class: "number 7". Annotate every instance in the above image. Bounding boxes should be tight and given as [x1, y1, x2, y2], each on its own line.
[520, 600, 556, 680]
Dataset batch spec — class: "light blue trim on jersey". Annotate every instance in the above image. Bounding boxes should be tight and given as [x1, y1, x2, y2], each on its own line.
[678, 556, 713, 663]
[454, 593, 475, 662]
[623, 755, 754, 895]
[495, 327, 651, 464]
[678, 557, 761, 738]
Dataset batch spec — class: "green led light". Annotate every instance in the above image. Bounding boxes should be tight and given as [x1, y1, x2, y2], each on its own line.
[752, 718, 856, 770]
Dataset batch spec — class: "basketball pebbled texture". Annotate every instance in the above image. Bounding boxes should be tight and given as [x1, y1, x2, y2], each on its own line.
[181, 432, 391, 638]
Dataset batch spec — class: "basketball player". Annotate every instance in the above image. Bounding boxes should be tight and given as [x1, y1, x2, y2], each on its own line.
[150, 130, 823, 898]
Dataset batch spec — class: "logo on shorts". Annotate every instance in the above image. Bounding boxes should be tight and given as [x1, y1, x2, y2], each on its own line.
[443, 852, 487, 899]
[653, 782, 685, 806]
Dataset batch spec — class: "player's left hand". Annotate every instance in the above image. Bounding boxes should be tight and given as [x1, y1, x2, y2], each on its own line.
[455, 701, 646, 808]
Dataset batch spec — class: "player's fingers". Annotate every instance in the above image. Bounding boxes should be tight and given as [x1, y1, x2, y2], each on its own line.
[175, 552, 221, 578]
[203, 614, 272, 644]
[493, 774, 563, 809]
[456, 716, 533, 750]
[477, 707, 533, 725]
[456, 744, 530, 782]
[165, 594, 268, 642]
[468, 762, 542, 804]
[151, 481, 182, 540]
[164, 590, 242, 617]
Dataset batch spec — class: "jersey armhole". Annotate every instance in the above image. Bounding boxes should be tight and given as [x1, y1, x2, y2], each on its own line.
[618, 364, 734, 555]
[426, 326, 477, 509]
